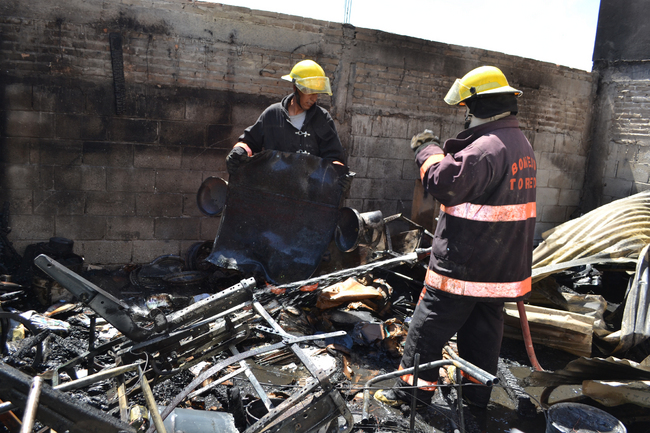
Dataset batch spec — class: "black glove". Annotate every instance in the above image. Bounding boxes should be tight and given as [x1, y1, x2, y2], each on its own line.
[339, 171, 355, 194]
[410, 129, 441, 158]
[226, 146, 249, 175]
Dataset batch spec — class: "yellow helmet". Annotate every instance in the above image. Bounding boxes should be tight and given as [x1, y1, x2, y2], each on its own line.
[444, 66, 522, 106]
[281, 60, 332, 96]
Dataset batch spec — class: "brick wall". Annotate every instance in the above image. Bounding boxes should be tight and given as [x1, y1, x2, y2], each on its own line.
[1, 0, 595, 264]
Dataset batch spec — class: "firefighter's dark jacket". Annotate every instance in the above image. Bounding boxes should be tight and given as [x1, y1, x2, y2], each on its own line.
[238, 94, 346, 164]
[416, 115, 536, 301]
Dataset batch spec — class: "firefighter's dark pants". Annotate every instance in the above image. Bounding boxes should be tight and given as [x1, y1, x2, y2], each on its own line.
[394, 286, 504, 407]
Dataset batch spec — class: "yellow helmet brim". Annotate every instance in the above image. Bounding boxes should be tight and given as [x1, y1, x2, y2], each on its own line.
[294, 76, 332, 96]
[444, 78, 522, 105]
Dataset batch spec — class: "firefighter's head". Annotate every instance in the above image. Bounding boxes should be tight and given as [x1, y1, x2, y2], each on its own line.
[282, 60, 332, 95]
[445, 66, 521, 124]
[282, 60, 332, 111]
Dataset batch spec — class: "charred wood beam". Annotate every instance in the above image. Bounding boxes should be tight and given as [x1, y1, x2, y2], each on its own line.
[0, 363, 135, 433]
[496, 358, 537, 417]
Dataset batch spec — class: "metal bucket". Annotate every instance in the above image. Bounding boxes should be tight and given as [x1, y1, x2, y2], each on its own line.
[334, 207, 384, 252]
[546, 403, 626, 433]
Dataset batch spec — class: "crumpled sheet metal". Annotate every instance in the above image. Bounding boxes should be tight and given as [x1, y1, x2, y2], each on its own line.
[207, 150, 342, 284]
[526, 355, 650, 387]
[532, 190, 650, 282]
[601, 243, 650, 354]
[529, 191, 650, 355]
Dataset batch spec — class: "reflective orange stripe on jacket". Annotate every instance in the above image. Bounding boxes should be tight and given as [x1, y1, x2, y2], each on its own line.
[398, 365, 437, 392]
[440, 202, 536, 222]
[425, 268, 531, 298]
[235, 142, 253, 157]
[419, 153, 445, 181]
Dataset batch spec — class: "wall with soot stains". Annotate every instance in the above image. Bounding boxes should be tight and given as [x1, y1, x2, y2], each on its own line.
[0, 0, 595, 264]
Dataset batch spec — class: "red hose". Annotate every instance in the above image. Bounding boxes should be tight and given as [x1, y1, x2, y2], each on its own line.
[517, 300, 544, 371]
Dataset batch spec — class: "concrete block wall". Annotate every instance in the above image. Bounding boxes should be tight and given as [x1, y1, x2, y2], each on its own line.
[581, 0, 650, 212]
[1, 71, 269, 261]
[342, 40, 594, 238]
[1, 0, 595, 264]
[583, 62, 650, 210]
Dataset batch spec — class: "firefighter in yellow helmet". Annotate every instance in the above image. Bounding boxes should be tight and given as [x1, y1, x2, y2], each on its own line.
[226, 60, 352, 191]
[375, 66, 536, 412]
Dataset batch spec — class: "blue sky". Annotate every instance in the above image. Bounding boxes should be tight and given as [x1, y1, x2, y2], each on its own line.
[207, 0, 601, 71]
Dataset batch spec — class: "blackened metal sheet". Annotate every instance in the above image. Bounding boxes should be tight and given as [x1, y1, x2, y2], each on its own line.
[207, 150, 342, 284]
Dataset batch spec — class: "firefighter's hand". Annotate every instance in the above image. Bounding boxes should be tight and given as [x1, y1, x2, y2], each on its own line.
[339, 171, 355, 194]
[226, 146, 249, 175]
[410, 129, 441, 157]
[333, 162, 354, 194]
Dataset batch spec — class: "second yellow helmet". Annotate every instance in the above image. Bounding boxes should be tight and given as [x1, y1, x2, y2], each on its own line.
[282, 60, 332, 96]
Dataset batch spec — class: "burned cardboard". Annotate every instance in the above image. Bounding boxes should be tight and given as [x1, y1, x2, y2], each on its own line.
[315, 277, 385, 310]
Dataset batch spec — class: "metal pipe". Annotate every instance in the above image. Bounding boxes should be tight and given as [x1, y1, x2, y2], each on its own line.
[456, 365, 465, 433]
[442, 346, 499, 386]
[88, 315, 96, 375]
[138, 366, 167, 433]
[516, 300, 544, 371]
[0, 399, 21, 433]
[20, 376, 43, 433]
[409, 353, 419, 433]
[0, 402, 16, 414]
[362, 350, 498, 422]
[362, 359, 449, 421]
[53, 363, 139, 392]
[265, 248, 431, 294]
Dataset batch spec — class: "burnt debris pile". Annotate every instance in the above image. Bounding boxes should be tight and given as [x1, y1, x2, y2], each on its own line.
[2, 193, 650, 433]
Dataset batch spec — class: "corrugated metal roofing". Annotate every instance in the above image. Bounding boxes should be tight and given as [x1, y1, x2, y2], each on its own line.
[532, 190, 650, 282]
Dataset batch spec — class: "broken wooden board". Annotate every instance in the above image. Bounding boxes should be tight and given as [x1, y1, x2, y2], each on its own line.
[503, 302, 594, 357]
